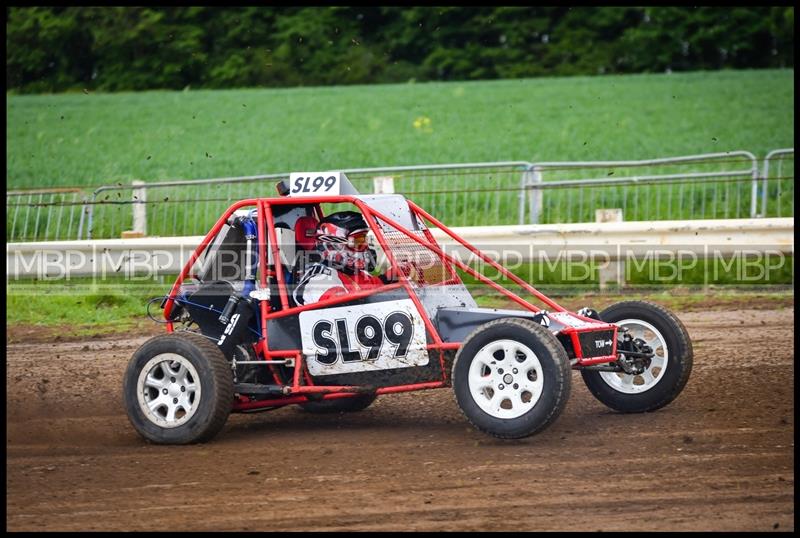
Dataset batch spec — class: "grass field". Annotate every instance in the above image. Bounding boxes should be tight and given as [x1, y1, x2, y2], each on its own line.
[6, 273, 792, 340]
[7, 69, 794, 189]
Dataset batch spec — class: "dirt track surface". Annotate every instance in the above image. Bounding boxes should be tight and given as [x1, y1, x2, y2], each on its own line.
[6, 307, 794, 531]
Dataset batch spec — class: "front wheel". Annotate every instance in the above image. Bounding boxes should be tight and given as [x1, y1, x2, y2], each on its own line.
[122, 332, 234, 444]
[581, 300, 693, 413]
[452, 318, 571, 439]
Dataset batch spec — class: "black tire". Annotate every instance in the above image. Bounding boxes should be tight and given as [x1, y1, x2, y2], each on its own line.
[123, 332, 234, 444]
[580, 300, 693, 413]
[452, 318, 571, 439]
[298, 393, 378, 414]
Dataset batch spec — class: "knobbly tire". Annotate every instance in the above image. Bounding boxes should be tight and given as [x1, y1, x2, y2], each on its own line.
[581, 300, 693, 413]
[123, 332, 234, 444]
[452, 318, 571, 439]
[299, 393, 378, 414]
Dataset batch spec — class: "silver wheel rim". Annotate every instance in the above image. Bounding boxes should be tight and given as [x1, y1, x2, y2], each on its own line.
[137, 353, 202, 428]
[468, 339, 544, 419]
[600, 319, 668, 394]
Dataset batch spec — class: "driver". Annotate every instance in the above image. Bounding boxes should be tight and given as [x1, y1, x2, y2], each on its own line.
[293, 211, 386, 306]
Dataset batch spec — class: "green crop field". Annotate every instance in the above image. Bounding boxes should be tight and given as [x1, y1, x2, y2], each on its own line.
[6, 69, 795, 240]
[7, 69, 794, 188]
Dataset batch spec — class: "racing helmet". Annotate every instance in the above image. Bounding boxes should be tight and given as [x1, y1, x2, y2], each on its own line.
[315, 211, 373, 273]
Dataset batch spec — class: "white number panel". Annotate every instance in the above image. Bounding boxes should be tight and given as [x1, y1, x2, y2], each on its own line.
[299, 299, 429, 376]
[288, 172, 341, 197]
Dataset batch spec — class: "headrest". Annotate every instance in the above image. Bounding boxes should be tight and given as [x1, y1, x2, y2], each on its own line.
[294, 216, 319, 250]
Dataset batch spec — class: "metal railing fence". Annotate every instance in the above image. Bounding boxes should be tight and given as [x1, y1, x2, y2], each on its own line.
[521, 151, 763, 224]
[82, 162, 532, 239]
[5, 150, 794, 242]
[760, 149, 794, 219]
[6, 189, 89, 242]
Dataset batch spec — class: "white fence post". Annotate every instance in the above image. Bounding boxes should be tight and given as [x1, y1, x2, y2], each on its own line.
[527, 167, 543, 224]
[596, 208, 624, 291]
[373, 176, 395, 194]
[131, 180, 147, 237]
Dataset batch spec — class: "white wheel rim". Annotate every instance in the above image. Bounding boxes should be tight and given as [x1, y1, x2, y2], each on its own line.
[599, 319, 668, 394]
[137, 353, 202, 428]
[467, 339, 544, 419]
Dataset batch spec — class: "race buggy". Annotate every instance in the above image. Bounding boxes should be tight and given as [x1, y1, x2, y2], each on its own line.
[123, 172, 694, 444]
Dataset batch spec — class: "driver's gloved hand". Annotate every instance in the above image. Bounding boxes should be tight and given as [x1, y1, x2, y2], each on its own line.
[380, 261, 417, 284]
[380, 267, 400, 284]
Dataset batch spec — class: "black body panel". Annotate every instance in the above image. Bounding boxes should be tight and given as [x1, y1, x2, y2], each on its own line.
[577, 329, 615, 358]
[434, 307, 556, 343]
[435, 307, 616, 360]
[176, 280, 259, 358]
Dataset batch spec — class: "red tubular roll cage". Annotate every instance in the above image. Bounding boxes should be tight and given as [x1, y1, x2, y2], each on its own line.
[163, 195, 618, 412]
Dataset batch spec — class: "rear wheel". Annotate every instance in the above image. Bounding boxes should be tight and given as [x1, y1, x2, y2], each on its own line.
[452, 318, 571, 439]
[123, 332, 234, 444]
[581, 301, 693, 413]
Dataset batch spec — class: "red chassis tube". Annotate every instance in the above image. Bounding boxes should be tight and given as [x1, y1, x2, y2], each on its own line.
[163, 195, 620, 412]
[360, 199, 619, 365]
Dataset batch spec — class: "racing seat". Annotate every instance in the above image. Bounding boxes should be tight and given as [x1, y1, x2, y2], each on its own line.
[264, 222, 295, 311]
[293, 215, 321, 279]
[295, 215, 318, 249]
[269, 215, 319, 308]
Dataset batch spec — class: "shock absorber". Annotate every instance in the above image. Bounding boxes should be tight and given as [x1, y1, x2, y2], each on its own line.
[240, 214, 258, 298]
[218, 293, 241, 325]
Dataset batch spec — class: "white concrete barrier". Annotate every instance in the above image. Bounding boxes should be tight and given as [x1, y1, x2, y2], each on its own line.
[434, 217, 794, 259]
[6, 218, 794, 279]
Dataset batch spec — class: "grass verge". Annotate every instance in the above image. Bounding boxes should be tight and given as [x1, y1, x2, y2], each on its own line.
[6, 275, 793, 344]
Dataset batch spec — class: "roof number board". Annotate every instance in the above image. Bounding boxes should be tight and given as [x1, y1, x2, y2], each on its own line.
[288, 172, 341, 197]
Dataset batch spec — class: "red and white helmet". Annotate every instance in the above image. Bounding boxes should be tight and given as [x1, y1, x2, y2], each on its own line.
[316, 211, 372, 273]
